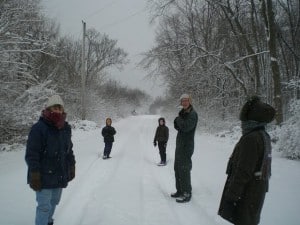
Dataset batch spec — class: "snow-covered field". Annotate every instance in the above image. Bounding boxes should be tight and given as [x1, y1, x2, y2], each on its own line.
[0, 115, 299, 225]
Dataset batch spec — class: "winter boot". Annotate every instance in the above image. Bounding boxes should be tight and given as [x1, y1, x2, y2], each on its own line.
[171, 192, 182, 198]
[158, 161, 165, 166]
[176, 192, 191, 203]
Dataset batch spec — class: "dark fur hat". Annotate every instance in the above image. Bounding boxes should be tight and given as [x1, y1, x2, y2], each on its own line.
[239, 96, 276, 123]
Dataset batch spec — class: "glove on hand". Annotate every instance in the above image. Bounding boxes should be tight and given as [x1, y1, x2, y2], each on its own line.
[69, 166, 75, 181]
[179, 110, 186, 117]
[153, 141, 157, 147]
[164, 142, 167, 148]
[30, 171, 41, 191]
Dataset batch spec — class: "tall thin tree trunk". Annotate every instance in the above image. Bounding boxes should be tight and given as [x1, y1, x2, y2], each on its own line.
[261, 0, 283, 124]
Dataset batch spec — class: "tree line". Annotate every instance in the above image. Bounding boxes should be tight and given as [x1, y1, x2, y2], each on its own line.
[0, 0, 150, 144]
[143, 0, 299, 125]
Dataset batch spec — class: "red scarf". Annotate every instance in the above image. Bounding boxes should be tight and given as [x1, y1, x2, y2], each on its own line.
[42, 109, 66, 129]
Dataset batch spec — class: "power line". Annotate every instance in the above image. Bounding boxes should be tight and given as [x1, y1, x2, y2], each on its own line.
[97, 7, 148, 30]
[84, 0, 120, 19]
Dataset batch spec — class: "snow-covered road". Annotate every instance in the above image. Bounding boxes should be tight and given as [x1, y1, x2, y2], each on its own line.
[0, 115, 299, 225]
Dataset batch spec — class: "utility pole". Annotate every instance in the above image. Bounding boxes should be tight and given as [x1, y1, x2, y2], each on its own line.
[81, 20, 86, 120]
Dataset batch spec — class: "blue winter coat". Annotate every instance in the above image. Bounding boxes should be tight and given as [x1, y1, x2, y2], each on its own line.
[25, 117, 76, 189]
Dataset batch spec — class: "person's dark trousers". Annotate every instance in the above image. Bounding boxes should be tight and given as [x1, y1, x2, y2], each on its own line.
[104, 142, 113, 157]
[174, 158, 192, 194]
[158, 142, 166, 163]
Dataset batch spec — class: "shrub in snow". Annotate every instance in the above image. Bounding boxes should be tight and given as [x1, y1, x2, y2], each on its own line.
[13, 82, 55, 125]
[0, 143, 24, 152]
[0, 82, 55, 144]
[275, 100, 300, 159]
[215, 125, 241, 142]
[70, 120, 99, 131]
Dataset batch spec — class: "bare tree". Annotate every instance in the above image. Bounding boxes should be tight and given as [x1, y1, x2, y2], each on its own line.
[143, 0, 296, 126]
[85, 28, 128, 87]
[276, 0, 300, 102]
[0, 0, 60, 143]
[260, 0, 284, 124]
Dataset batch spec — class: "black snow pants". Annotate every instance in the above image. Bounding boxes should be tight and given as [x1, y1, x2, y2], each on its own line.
[174, 155, 192, 194]
[158, 141, 167, 163]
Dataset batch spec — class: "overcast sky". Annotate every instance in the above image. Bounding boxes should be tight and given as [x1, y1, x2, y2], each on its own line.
[41, 0, 165, 98]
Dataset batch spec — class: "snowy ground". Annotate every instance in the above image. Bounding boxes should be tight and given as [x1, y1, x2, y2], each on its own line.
[0, 115, 299, 225]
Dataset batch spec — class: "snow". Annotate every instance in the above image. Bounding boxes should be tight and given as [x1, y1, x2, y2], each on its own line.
[0, 115, 299, 225]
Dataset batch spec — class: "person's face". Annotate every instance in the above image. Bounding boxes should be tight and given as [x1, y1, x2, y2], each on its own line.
[49, 105, 63, 114]
[181, 98, 190, 109]
[106, 119, 112, 126]
[159, 120, 164, 125]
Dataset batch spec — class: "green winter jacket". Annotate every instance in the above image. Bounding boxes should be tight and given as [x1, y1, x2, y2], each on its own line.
[174, 106, 198, 163]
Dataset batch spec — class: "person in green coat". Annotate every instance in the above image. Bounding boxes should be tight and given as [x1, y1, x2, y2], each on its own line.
[218, 96, 275, 225]
[171, 94, 198, 203]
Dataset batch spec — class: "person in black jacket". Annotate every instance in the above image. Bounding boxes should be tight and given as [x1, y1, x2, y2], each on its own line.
[218, 96, 275, 225]
[25, 94, 76, 225]
[101, 118, 116, 159]
[153, 117, 169, 165]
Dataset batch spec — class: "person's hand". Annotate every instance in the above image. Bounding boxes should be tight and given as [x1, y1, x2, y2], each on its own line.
[153, 141, 157, 147]
[179, 110, 186, 117]
[164, 142, 167, 148]
[69, 166, 75, 181]
[30, 171, 41, 191]
[179, 111, 183, 117]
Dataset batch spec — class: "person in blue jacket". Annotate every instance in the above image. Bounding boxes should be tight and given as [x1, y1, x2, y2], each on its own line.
[25, 94, 76, 225]
[101, 117, 116, 159]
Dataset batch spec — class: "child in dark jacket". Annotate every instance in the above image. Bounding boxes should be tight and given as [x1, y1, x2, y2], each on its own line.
[101, 118, 116, 159]
[153, 117, 169, 165]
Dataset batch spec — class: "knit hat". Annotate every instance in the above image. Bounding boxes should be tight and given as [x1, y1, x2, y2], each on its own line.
[46, 95, 64, 108]
[179, 93, 192, 103]
[239, 96, 275, 123]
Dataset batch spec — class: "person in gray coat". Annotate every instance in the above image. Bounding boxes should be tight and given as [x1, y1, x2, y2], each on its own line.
[218, 96, 275, 225]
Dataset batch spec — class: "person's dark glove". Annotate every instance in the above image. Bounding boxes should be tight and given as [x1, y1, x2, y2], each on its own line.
[179, 109, 186, 118]
[69, 166, 75, 181]
[164, 142, 167, 148]
[153, 141, 157, 147]
[29, 171, 41, 191]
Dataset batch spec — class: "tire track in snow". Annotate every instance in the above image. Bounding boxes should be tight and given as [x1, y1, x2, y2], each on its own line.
[74, 117, 148, 225]
[139, 117, 221, 225]
[136, 117, 183, 225]
[57, 116, 223, 225]
[56, 124, 137, 225]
